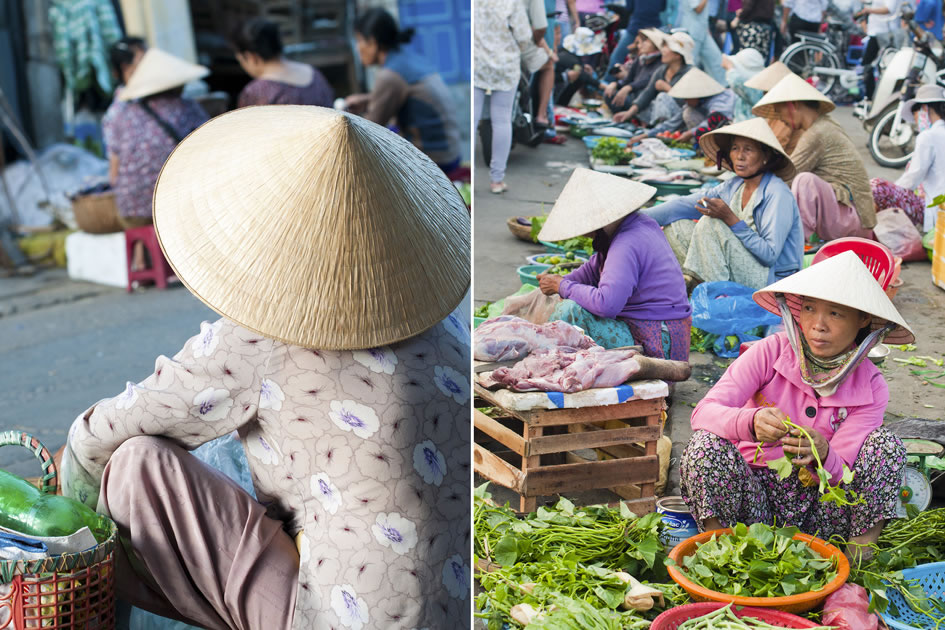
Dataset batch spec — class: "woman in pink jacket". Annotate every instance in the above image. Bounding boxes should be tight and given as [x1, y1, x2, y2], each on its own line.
[680, 250, 913, 550]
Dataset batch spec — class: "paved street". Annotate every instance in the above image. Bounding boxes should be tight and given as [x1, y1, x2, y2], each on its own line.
[0, 274, 215, 477]
[473, 105, 945, 504]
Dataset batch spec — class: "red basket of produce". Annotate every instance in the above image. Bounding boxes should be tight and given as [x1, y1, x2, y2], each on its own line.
[651, 602, 830, 629]
[0, 430, 117, 629]
[667, 525, 849, 614]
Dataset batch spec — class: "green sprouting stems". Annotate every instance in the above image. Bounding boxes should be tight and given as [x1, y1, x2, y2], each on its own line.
[676, 603, 837, 629]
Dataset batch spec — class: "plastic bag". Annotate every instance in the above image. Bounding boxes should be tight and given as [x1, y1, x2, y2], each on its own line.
[821, 583, 879, 630]
[691, 281, 781, 358]
[190, 431, 255, 498]
[874, 208, 927, 262]
[501, 286, 561, 324]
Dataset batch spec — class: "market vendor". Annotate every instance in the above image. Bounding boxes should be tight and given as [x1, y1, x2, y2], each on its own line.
[535, 168, 692, 359]
[601, 29, 665, 113]
[626, 68, 736, 146]
[680, 250, 912, 549]
[103, 48, 209, 270]
[345, 8, 462, 172]
[752, 73, 877, 242]
[641, 117, 803, 291]
[612, 32, 695, 126]
[60, 106, 470, 629]
[232, 18, 334, 108]
[743, 61, 801, 153]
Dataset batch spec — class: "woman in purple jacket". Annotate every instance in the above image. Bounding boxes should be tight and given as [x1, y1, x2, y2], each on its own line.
[680, 251, 912, 552]
[536, 168, 692, 359]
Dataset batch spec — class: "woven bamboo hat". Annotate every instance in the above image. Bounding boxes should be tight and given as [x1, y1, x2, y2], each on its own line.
[119, 48, 209, 101]
[537, 168, 657, 242]
[752, 72, 836, 119]
[152, 105, 470, 350]
[753, 251, 914, 344]
[639, 28, 666, 49]
[699, 117, 796, 181]
[744, 61, 793, 92]
[668, 68, 725, 100]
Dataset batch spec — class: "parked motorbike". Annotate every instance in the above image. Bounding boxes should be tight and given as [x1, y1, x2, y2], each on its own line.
[865, 5, 945, 168]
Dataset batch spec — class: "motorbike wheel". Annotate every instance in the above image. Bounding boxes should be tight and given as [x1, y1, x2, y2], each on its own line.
[780, 41, 840, 95]
[478, 119, 492, 168]
[869, 107, 915, 169]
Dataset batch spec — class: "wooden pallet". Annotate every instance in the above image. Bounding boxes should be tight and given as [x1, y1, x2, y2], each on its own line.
[474, 383, 664, 514]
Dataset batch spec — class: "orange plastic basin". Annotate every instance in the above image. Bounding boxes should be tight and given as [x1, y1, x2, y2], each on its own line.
[667, 528, 850, 614]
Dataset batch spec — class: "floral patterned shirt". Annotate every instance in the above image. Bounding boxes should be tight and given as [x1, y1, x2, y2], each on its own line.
[237, 67, 335, 109]
[61, 310, 471, 629]
[102, 95, 208, 219]
[474, 0, 535, 91]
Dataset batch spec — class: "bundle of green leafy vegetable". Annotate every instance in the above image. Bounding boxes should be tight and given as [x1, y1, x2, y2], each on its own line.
[474, 484, 668, 578]
[474, 302, 492, 318]
[676, 603, 837, 629]
[677, 523, 839, 598]
[590, 137, 632, 165]
[845, 508, 945, 618]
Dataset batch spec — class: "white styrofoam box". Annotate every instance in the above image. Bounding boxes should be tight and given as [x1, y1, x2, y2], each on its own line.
[66, 231, 127, 288]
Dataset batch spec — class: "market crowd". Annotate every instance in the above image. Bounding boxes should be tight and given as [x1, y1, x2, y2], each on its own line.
[475, 0, 944, 555]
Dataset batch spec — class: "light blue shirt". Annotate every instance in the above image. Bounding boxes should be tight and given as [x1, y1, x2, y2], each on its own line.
[641, 172, 804, 283]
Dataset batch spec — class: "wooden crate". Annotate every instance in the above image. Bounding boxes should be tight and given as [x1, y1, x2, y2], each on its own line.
[474, 383, 664, 514]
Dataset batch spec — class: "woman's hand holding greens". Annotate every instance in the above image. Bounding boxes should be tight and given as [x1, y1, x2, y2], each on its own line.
[753, 407, 790, 443]
[782, 425, 830, 466]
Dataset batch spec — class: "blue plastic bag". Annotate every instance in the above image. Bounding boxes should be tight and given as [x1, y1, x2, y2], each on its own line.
[691, 281, 781, 358]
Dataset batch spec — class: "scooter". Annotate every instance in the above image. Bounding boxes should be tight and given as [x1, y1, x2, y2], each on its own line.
[864, 7, 945, 168]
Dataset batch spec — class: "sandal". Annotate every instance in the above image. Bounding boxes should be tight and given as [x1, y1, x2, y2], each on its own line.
[490, 181, 508, 194]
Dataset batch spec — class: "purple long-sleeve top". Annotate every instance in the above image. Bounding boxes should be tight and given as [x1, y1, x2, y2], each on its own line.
[558, 212, 691, 322]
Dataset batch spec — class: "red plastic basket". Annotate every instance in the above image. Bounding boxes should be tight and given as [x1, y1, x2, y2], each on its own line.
[650, 602, 825, 629]
[0, 431, 117, 629]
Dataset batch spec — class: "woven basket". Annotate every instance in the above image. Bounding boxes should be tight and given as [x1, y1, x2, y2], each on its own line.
[0, 431, 117, 629]
[72, 192, 124, 234]
[506, 217, 534, 242]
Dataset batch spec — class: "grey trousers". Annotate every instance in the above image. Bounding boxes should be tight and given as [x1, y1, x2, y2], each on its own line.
[473, 86, 516, 184]
[99, 436, 299, 630]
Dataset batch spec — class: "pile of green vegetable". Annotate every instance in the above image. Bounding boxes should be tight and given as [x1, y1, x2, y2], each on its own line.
[474, 484, 684, 629]
[676, 603, 837, 629]
[590, 137, 633, 166]
[844, 508, 945, 621]
[474, 302, 492, 318]
[533, 253, 579, 265]
[676, 523, 839, 598]
[529, 215, 594, 255]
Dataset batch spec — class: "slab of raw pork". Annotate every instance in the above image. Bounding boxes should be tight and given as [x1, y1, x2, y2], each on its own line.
[481, 346, 644, 393]
[474, 315, 596, 362]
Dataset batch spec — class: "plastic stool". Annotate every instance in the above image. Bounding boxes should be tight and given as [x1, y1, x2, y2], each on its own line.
[124, 225, 174, 292]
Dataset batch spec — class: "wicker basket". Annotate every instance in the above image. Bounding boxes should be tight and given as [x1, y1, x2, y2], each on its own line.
[72, 192, 124, 234]
[0, 431, 117, 629]
[506, 217, 534, 242]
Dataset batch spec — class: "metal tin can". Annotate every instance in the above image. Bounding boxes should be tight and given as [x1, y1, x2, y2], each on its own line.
[656, 496, 699, 548]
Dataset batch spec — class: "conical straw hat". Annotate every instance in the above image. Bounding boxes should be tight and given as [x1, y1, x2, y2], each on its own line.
[752, 72, 836, 120]
[119, 48, 209, 101]
[152, 105, 470, 350]
[639, 28, 666, 49]
[669, 68, 725, 100]
[753, 250, 914, 344]
[699, 117, 796, 181]
[537, 168, 656, 242]
[744, 61, 793, 92]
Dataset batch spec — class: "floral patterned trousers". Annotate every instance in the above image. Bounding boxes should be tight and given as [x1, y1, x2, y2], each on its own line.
[680, 429, 906, 540]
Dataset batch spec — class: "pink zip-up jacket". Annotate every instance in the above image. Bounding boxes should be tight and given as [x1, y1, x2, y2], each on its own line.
[691, 333, 889, 484]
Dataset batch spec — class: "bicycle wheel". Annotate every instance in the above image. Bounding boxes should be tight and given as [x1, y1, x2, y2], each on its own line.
[869, 106, 915, 169]
[780, 41, 840, 95]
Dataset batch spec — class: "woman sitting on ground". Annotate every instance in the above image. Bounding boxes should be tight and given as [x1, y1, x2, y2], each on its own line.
[642, 117, 803, 291]
[871, 85, 945, 232]
[612, 32, 695, 126]
[536, 168, 692, 359]
[680, 251, 911, 555]
[346, 8, 462, 173]
[627, 68, 737, 146]
[61, 106, 470, 629]
[602, 29, 665, 113]
[232, 18, 334, 108]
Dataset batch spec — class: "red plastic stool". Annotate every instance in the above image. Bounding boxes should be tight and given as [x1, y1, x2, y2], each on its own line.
[125, 225, 174, 292]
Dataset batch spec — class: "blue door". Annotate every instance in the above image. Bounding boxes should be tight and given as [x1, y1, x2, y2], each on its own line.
[396, 0, 470, 85]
